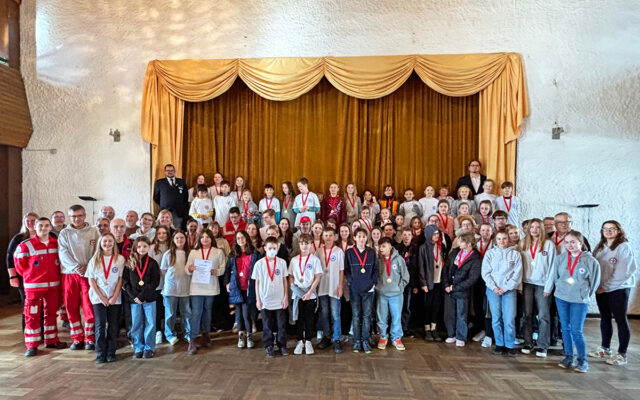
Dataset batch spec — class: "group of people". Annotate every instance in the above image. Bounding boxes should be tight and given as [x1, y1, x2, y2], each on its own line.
[6, 160, 636, 373]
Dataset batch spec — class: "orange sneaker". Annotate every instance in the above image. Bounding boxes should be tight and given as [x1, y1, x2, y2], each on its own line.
[377, 337, 388, 350]
[393, 339, 406, 351]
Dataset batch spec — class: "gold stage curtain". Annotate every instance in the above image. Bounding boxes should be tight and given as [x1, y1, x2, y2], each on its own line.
[183, 75, 478, 198]
[141, 53, 529, 197]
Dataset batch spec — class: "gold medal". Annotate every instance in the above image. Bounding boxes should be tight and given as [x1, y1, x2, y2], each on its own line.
[360, 268, 366, 273]
[567, 277, 575, 284]
[386, 278, 391, 283]
[138, 280, 144, 286]
[299, 278, 304, 283]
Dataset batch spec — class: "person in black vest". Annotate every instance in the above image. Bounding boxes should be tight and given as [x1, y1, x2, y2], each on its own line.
[153, 164, 188, 230]
[455, 160, 487, 196]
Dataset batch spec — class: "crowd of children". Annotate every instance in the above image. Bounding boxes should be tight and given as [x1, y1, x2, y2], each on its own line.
[7, 169, 637, 373]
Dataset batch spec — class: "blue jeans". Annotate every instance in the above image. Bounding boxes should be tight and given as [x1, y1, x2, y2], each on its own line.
[377, 293, 404, 340]
[486, 288, 517, 348]
[189, 295, 214, 340]
[350, 289, 374, 343]
[556, 297, 588, 360]
[318, 295, 342, 341]
[130, 301, 156, 352]
[163, 296, 191, 341]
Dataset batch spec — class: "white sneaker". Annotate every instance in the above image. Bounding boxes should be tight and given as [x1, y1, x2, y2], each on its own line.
[252, 322, 257, 334]
[247, 335, 255, 349]
[606, 353, 628, 366]
[294, 340, 304, 355]
[317, 330, 323, 340]
[445, 337, 456, 344]
[513, 338, 522, 345]
[481, 336, 493, 348]
[155, 331, 163, 344]
[472, 330, 486, 342]
[237, 332, 246, 348]
[455, 340, 465, 347]
[305, 340, 315, 355]
[168, 337, 179, 346]
[588, 346, 612, 358]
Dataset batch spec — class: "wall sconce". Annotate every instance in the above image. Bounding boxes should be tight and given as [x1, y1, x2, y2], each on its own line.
[109, 129, 121, 142]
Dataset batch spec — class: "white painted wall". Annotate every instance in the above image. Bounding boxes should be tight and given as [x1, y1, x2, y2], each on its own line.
[21, 0, 640, 311]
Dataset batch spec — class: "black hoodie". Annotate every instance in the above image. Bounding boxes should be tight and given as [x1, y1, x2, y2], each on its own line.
[443, 247, 482, 299]
[418, 225, 448, 290]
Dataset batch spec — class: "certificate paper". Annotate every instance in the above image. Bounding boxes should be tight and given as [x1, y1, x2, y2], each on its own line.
[193, 259, 212, 284]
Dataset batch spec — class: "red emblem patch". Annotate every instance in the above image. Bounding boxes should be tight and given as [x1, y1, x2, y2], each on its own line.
[610, 258, 617, 264]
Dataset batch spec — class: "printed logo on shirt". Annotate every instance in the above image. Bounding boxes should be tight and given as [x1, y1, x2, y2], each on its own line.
[509, 261, 515, 267]
[306, 264, 313, 270]
[112, 267, 118, 273]
[579, 268, 586, 274]
[90, 240, 97, 246]
[392, 264, 398, 270]
[204, 205, 210, 210]
[330, 255, 337, 262]
[542, 251, 548, 256]
[274, 268, 281, 276]
[34, 260, 40, 267]
[610, 258, 617, 264]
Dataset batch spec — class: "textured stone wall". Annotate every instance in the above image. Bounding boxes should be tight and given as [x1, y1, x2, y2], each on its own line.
[21, 0, 640, 310]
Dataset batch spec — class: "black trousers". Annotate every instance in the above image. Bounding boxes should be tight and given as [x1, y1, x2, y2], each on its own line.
[424, 283, 444, 327]
[596, 288, 631, 355]
[296, 299, 317, 341]
[261, 308, 287, 349]
[155, 290, 164, 335]
[470, 280, 485, 336]
[93, 303, 121, 357]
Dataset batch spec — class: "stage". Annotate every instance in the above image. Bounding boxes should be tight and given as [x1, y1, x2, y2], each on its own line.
[0, 305, 638, 400]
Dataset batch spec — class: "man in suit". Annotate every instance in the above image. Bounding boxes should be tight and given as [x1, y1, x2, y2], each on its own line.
[455, 160, 486, 196]
[153, 164, 188, 229]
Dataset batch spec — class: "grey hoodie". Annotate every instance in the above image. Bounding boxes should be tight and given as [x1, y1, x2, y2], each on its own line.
[519, 240, 556, 293]
[595, 242, 637, 293]
[553, 251, 601, 304]
[58, 223, 99, 275]
[481, 245, 522, 292]
[375, 248, 409, 296]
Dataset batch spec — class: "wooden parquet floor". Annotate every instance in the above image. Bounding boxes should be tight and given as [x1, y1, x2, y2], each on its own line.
[0, 304, 638, 400]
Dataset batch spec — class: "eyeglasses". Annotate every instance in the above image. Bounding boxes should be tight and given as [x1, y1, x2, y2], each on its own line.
[70, 214, 85, 219]
[602, 228, 619, 232]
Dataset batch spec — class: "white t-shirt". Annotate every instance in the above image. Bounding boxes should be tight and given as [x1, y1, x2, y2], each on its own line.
[419, 197, 439, 222]
[252, 257, 289, 310]
[85, 255, 125, 305]
[214, 194, 238, 226]
[288, 253, 324, 299]
[315, 246, 345, 298]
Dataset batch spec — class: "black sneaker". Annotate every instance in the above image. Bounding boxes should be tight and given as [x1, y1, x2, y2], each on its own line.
[45, 341, 67, 349]
[265, 346, 275, 358]
[24, 348, 37, 357]
[85, 342, 95, 351]
[95, 356, 106, 364]
[432, 332, 443, 342]
[133, 352, 143, 359]
[106, 354, 116, 363]
[70, 341, 84, 350]
[142, 350, 155, 359]
[506, 348, 517, 357]
[493, 346, 505, 355]
[334, 340, 344, 354]
[424, 330, 435, 342]
[280, 346, 289, 356]
[521, 345, 532, 354]
[317, 337, 331, 350]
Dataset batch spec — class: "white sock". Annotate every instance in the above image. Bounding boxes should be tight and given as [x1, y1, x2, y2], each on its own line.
[431, 323, 437, 331]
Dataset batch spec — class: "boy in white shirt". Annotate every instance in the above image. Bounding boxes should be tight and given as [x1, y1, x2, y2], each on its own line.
[293, 177, 321, 227]
[213, 180, 237, 227]
[288, 234, 323, 355]
[189, 185, 214, 229]
[259, 184, 281, 224]
[398, 188, 423, 228]
[474, 179, 498, 209]
[495, 181, 520, 227]
[315, 227, 345, 353]
[252, 237, 289, 358]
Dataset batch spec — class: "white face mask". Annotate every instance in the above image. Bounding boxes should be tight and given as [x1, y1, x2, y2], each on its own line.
[266, 249, 277, 258]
